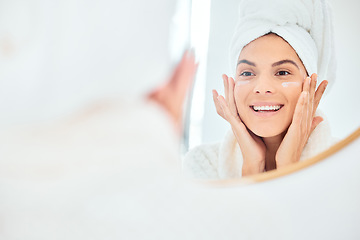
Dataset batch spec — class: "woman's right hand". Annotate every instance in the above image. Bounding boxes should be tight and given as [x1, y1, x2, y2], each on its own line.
[212, 74, 266, 176]
[148, 50, 197, 134]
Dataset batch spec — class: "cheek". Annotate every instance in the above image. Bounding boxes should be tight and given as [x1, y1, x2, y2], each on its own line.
[281, 75, 304, 88]
[281, 82, 301, 88]
[286, 88, 302, 110]
[234, 85, 249, 113]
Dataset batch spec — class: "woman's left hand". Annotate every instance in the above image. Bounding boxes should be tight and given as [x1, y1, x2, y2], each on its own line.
[275, 73, 328, 168]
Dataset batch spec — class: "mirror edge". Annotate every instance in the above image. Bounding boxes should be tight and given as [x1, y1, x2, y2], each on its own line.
[199, 126, 360, 187]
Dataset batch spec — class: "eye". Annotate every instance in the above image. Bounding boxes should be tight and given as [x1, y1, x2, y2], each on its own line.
[240, 71, 254, 77]
[276, 71, 290, 76]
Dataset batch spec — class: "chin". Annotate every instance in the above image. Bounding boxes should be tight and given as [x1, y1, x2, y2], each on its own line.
[248, 124, 288, 138]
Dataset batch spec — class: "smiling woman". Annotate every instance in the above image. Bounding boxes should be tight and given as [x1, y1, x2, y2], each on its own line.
[233, 34, 308, 139]
[183, 0, 337, 179]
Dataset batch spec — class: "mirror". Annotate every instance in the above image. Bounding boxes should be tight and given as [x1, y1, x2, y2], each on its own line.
[208, 127, 360, 184]
[184, 0, 360, 179]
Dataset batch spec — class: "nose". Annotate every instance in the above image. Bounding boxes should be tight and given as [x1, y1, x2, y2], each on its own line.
[253, 75, 276, 94]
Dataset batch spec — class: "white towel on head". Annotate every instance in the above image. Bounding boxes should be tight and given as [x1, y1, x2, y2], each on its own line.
[229, 0, 336, 91]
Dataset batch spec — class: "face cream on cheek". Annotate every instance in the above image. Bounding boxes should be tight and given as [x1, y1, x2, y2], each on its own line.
[281, 82, 301, 88]
[235, 80, 250, 86]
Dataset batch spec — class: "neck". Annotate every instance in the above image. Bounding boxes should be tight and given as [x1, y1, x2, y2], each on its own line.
[262, 131, 287, 171]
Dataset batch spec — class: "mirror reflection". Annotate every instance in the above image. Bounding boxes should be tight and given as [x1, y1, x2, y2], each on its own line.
[183, 0, 360, 179]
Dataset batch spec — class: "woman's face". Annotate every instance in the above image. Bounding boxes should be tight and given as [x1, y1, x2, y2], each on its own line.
[234, 33, 307, 138]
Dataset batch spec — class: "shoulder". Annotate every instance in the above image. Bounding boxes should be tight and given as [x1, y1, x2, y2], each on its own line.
[182, 142, 221, 179]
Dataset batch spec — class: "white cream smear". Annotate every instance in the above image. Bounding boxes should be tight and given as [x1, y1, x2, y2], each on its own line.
[281, 82, 301, 88]
[236, 80, 250, 86]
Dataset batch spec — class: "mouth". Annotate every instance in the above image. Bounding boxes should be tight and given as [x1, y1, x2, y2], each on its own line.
[250, 104, 284, 113]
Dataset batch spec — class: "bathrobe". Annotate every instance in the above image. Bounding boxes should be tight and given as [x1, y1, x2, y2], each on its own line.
[1, 98, 360, 240]
[0, 99, 184, 239]
[183, 111, 336, 179]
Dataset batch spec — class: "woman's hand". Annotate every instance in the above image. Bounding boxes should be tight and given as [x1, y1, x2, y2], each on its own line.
[148, 50, 198, 134]
[213, 74, 266, 176]
[275, 73, 328, 168]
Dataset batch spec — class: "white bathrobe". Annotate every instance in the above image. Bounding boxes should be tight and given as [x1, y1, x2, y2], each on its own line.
[0, 99, 185, 239]
[2, 99, 360, 240]
[183, 111, 336, 179]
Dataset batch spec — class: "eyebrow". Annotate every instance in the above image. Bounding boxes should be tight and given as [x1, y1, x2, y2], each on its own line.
[272, 59, 299, 69]
[237, 59, 256, 66]
[237, 59, 300, 70]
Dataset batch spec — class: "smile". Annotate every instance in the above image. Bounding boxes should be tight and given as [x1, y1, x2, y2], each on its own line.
[250, 105, 283, 112]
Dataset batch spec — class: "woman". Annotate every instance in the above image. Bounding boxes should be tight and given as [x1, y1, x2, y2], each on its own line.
[184, 0, 336, 178]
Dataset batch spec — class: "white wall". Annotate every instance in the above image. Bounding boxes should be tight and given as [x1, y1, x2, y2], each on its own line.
[190, 0, 360, 147]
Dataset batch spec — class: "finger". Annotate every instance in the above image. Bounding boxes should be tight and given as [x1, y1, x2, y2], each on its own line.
[302, 76, 311, 94]
[212, 89, 225, 119]
[217, 95, 239, 126]
[228, 77, 238, 117]
[173, 50, 198, 99]
[310, 116, 324, 133]
[223, 74, 229, 103]
[300, 77, 311, 130]
[309, 73, 317, 117]
[292, 91, 307, 126]
[309, 73, 317, 99]
[170, 51, 198, 118]
[147, 50, 197, 103]
[303, 89, 310, 132]
[313, 80, 328, 115]
[147, 50, 198, 133]
[159, 50, 196, 105]
[304, 74, 316, 131]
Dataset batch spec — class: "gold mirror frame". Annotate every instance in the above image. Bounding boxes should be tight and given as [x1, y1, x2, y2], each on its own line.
[203, 127, 360, 186]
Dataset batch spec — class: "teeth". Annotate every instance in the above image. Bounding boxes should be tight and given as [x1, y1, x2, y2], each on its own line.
[253, 105, 281, 111]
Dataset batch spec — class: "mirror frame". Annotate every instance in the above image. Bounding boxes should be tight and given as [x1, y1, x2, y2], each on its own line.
[201, 127, 360, 186]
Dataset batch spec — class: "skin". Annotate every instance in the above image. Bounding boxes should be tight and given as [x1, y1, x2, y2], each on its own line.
[148, 50, 198, 134]
[212, 34, 328, 176]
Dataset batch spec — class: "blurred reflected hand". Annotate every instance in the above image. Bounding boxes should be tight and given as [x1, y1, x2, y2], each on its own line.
[148, 50, 198, 134]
